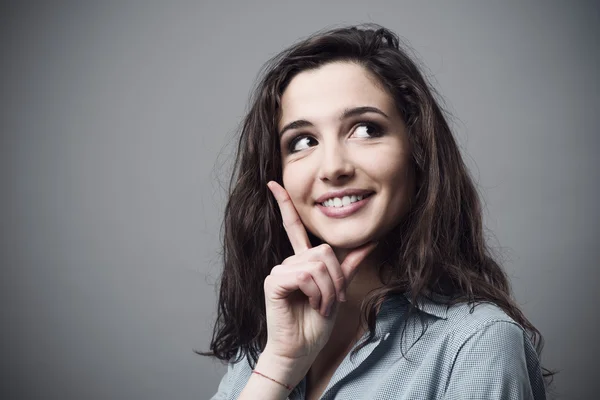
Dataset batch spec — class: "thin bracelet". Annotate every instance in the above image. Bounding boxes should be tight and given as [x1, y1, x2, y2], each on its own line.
[252, 370, 293, 391]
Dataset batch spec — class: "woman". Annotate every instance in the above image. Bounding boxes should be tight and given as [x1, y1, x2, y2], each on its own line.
[203, 24, 552, 399]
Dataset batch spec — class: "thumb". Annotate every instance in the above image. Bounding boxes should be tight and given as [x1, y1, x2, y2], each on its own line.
[340, 241, 379, 284]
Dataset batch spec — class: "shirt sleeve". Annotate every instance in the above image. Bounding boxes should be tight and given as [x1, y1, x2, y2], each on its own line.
[444, 320, 546, 400]
[209, 361, 235, 400]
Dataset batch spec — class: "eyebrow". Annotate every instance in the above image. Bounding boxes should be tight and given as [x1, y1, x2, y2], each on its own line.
[278, 106, 389, 137]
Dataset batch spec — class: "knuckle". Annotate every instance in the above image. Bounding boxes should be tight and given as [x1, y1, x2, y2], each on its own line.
[313, 261, 327, 274]
[269, 265, 280, 275]
[263, 275, 273, 289]
[287, 216, 303, 229]
[317, 243, 333, 256]
[279, 193, 291, 203]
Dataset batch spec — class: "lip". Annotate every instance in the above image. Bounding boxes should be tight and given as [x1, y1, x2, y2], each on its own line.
[314, 189, 374, 204]
[316, 193, 373, 218]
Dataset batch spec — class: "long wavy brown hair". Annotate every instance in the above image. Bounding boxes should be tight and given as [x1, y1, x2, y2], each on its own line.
[200, 23, 554, 384]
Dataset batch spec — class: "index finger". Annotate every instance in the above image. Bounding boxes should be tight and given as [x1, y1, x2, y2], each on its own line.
[340, 241, 379, 283]
[267, 181, 312, 254]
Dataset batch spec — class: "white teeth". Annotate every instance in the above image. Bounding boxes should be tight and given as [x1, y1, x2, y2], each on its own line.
[321, 194, 369, 208]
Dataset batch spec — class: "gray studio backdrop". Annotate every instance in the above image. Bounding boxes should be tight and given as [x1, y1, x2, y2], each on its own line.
[2, 2, 598, 399]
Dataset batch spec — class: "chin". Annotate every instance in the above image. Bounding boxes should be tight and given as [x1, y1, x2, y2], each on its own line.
[318, 233, 374, 250]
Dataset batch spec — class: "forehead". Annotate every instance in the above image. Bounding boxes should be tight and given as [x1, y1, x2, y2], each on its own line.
[278, 62, 394, 128]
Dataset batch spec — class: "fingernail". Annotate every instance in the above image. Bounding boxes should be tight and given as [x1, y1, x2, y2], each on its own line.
[339, 291, 347, 302]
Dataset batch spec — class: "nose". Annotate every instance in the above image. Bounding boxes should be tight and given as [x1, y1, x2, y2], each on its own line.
[318, 140, 355, 183]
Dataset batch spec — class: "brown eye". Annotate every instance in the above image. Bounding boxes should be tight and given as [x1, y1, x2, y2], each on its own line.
[352, 122, 384, 138]
[289, 135, 317, 153]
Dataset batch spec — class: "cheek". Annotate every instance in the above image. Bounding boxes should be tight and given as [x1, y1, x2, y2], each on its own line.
[282, 164, 312, 208]
[371, 148, 414, 206]
[390, 164, 416, 213]
[368, 146, 410, 182]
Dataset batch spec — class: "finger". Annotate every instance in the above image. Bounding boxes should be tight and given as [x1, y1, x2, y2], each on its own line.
[270, 261, 336, 317]
[264, 270, 302, 300]
[279, 244, 347, 302]
[267, 181, 312, 255]
[340, 241, 379, 284]
[265, 267, 324, 314]
[306, 244, 347, 302]
[308, 261, 337, 317]
[296, 272, 321, 311]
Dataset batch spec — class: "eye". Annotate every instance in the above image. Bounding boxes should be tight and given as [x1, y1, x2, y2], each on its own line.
[352, 122, 385, 138]
[288, 135, 317, 153]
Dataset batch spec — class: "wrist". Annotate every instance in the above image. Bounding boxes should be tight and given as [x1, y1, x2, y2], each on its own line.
[256, 348, 313, 389]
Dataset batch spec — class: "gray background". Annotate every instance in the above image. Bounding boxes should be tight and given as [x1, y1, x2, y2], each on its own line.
[2, 1, 598, 399]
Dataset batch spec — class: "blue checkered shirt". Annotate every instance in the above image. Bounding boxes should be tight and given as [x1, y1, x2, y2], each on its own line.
[210, 293, 546, 399]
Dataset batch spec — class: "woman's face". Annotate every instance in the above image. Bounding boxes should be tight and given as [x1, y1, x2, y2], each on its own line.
[278, 62, 415, 250]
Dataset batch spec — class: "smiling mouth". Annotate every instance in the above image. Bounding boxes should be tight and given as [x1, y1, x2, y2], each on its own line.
[319, 192, 374, 208]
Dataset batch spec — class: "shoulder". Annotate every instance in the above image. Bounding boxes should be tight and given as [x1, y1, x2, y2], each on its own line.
[406, 294, 531, 349]
[444, 300, 527, 343]
[437, 302, 546, 399]
[386, 294, 542, 371]
[437, 300, 541, 368]
[441, 301, 536, 364]
[386, 293, 533, 354]
[368, 295, 546, 399]
[210, 352, 255, 400]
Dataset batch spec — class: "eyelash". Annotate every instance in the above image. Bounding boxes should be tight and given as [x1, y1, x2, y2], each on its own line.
[286, 121, 385, 154]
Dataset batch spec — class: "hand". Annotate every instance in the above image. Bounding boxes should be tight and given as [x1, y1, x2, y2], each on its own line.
[263, 181, 377, 367]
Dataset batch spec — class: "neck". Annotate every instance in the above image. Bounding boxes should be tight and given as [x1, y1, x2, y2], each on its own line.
[326, 247, 389, 343]
[306, 245, 388, 388]
[332, 245, 389, 303]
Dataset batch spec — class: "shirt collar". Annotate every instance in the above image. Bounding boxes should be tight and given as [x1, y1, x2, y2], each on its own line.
[360, 290, 449, 342]
[378, 290, 449, 321]
[403, 291, 449, 320]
